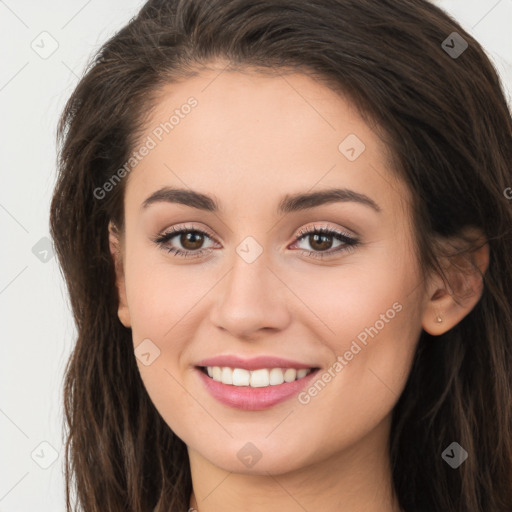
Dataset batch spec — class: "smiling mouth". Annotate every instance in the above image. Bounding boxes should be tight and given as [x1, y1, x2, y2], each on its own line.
[198, 366, 320, 388]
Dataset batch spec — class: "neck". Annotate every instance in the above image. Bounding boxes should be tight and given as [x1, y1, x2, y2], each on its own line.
[187, 416, 402, 512]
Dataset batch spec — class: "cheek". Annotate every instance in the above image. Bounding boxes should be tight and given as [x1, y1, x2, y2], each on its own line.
[125, 258, 199, 434]
[287, 250, 417, 346]
[292, 299, 421, 463]
[123, 246, 204, 341]
[291, 250, 423, 413]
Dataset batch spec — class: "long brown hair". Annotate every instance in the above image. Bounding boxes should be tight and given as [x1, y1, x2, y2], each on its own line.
[49, 1, 512, 510]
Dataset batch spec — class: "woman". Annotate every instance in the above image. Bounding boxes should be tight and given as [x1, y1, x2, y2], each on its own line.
[49, 0, 512, 510]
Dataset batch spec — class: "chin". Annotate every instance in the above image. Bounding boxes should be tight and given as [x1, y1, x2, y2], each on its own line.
[194, 439, 315, 476]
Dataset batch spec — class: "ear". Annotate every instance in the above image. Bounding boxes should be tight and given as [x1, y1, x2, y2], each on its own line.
[421, 227, 489, 336]
[108, 221, 131, 328]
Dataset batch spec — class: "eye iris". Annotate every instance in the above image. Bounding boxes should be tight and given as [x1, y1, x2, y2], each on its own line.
[309, 233, 332, 251]
[181, 232, 204, 250]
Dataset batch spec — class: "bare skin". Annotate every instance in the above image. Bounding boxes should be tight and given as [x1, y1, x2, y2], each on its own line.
[109, 63, 488, 512]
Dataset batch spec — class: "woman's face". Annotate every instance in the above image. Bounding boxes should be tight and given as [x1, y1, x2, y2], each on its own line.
[113, 66, 431, 475]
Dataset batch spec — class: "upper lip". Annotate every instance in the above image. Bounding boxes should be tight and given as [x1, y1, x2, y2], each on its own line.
[195, 355, 319, 371]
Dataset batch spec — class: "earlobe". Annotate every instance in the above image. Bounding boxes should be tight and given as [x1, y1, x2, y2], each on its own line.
[421, 289, 455, 336]
[108, 221, 131, 328]
[421, 228, 489, 336]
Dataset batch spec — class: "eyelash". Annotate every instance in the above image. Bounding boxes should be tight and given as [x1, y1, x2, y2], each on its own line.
[153, 224, 359, 260]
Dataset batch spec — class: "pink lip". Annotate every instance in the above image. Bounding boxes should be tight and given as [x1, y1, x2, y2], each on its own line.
[196, 367, 320, 411]
[195, 355, 316, 371]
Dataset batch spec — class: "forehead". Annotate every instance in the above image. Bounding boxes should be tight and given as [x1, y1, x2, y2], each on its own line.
[124, 68, 411, 221]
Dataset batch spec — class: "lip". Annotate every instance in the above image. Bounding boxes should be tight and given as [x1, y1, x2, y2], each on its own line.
[195, 366, 320, 411]
[195, 355, 317, 371]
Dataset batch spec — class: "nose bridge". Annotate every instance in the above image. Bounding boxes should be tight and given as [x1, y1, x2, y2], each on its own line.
[228, 244, 271, 296]
[209, 242, 291, 337]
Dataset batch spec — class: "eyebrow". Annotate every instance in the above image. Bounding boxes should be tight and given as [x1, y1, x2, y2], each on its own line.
[141, 186, 381, 214]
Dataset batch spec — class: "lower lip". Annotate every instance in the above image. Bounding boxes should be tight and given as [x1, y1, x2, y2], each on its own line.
[196, 368, 319, 411]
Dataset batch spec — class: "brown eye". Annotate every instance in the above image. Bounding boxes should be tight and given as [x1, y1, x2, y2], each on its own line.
[292, 225, 359, 260]
[154, 226, 217, 258]
[307, 233, 334, 252]
[179, 231, 205, 250]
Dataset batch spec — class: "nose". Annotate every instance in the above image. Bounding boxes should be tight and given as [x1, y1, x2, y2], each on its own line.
[209, 252, 292, 340]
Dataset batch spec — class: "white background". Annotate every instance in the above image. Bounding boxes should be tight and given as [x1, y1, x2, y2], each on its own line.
[1, 1, 511, 510]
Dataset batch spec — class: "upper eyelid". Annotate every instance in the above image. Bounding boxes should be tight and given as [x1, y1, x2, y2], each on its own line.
[295, 224, 358, 239]
[156, 222, 214, 236]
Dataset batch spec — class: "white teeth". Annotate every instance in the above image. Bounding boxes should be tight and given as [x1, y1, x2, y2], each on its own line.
[250, 369, 270, 387]
[212, 366, 222, 381]
[269, 368, 284, 385]
[232, 368, 250, 386]
[297, 369, 309, 379]
[221, 367, 233, 385]
[205, 366, 313, 387]
[283, 368, 297, 382]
